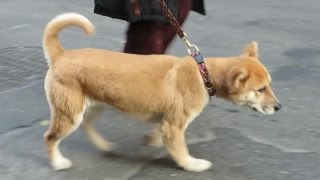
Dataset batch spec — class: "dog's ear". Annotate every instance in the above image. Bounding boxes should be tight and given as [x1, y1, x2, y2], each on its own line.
[242, 41, 258, 58]
[227, 67, 249, 92]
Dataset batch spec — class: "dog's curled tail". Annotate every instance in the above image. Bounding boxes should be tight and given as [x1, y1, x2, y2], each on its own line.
[42, 13, 95, 64]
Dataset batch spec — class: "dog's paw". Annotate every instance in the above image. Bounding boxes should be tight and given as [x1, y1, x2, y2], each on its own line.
[51, 156, 73, 171]
[180, 157, 212, 172]
[143, 133, 163, 148]
[97, 142, 116, 152]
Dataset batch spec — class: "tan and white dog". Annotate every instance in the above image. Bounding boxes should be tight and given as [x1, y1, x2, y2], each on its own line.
[42, 13, 281, 172]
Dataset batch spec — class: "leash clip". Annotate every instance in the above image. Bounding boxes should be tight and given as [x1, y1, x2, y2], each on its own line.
[182, 33, 199, 55]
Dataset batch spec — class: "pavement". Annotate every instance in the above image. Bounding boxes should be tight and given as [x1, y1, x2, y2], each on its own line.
[0, 0, 320, 179]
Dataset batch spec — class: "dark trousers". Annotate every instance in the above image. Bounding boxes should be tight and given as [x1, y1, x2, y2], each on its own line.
[124, 0, 192, 54]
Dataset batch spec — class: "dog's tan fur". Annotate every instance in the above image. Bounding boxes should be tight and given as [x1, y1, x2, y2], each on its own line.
[43, 13, 280, 172]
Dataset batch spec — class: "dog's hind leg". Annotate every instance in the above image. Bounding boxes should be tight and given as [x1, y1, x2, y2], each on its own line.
[44, 107, 86, 170]
[81, 105, 114, 152]
[43, 86, 86, 170]
[143, 123, 163, 147]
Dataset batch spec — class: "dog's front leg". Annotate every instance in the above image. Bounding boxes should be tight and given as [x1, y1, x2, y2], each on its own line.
[161, 119, 212, 172]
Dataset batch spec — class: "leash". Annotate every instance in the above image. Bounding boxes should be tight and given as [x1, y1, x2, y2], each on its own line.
[157, 0, 215, 97]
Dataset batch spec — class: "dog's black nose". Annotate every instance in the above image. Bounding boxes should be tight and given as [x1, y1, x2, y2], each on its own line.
[274, 103, 282, 111]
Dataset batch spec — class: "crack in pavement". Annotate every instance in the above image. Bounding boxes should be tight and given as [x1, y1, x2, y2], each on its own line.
[242, 132, 313, 153]
[0, 114, 49, 136]
[122, 126, 318, 180]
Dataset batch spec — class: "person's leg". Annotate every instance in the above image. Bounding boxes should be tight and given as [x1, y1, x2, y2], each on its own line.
[124, 21, 166, 54]
[124, 0, 193, 54]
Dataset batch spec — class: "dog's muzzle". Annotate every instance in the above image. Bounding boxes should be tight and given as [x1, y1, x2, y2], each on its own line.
[274, 102, 282, 111]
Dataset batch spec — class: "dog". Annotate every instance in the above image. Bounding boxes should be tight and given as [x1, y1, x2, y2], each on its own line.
[42, 13, 281, 172]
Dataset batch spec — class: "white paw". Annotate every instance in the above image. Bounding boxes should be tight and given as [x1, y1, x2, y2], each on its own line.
[181, 157, 212, 172]
[51, 156, 73, 171]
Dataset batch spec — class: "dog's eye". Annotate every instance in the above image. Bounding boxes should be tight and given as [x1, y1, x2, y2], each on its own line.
[258, 87, 266, 93]
[257, 86, 267, 93]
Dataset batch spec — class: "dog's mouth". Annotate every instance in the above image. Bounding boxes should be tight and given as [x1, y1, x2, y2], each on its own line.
[250, 105, 274, 115]
[235, 101, 275, 115]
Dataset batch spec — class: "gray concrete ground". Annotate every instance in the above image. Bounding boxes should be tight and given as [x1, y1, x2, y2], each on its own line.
[0, 0, 320, 179]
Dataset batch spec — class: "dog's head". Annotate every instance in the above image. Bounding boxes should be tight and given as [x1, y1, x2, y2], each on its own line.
[226, 42, 281, 115]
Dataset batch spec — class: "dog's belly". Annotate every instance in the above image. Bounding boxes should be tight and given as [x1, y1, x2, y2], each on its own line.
[89, 100, 164, 123]
[125, 111, 164, 123]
